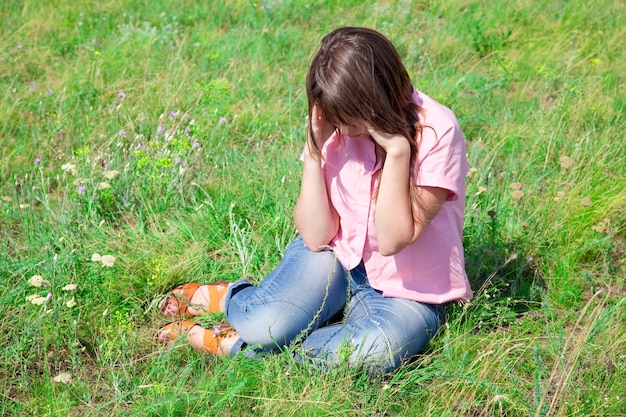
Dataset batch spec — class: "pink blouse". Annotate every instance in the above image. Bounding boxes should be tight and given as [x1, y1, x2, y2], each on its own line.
[319, 89, 472, 304]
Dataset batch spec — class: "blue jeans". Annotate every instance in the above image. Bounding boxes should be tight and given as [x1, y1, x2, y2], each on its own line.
[223, 236, 445, 373]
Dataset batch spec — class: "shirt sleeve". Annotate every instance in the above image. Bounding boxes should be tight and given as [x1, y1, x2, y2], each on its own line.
[412, 109, 467, 201]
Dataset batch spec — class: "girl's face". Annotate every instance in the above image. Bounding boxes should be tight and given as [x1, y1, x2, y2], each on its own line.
[336, 121, 369, 139]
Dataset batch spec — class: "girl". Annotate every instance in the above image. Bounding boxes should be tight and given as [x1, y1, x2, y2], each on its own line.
[159, 26, 472, 374]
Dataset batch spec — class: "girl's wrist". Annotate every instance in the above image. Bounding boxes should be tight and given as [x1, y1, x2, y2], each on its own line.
[303, 147, 323, 167]
[383, 140, 411, 159]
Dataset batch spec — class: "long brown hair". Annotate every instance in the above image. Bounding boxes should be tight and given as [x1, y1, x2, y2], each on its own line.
[306, 27, 424, 202]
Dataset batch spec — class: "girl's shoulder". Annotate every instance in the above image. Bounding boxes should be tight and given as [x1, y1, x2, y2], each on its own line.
[412, 89, 459, 127]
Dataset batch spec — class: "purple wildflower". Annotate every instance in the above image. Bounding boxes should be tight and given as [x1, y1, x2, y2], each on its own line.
[175, 157, 182, 165]
[136, 143, 143, 150]
[169, 110, 177, 118]
[17, 44, 23, 50]
[192, 141, 200, 149]
[158, 125, 166, 133]
[78, 185, 86, 194]
[118, 91, 126, 99]
[46, 88, 53, 95]
[119, 129, 127, 136]
[218, 116, 227, 124]
[34, 158, 42, 165]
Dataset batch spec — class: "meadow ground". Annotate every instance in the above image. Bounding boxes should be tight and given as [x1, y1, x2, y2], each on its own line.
[1, 0, 624, 415]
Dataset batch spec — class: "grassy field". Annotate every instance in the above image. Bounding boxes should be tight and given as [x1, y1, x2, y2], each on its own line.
[1, 0, 624, 415]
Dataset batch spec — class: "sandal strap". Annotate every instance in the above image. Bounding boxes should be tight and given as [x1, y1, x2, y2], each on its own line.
[163, 281, 230, 317]
[207, 280, 230, 313]
[173, 283, 203, 316]
[159, 320, 199, 341]
[203, 322, 237, 355]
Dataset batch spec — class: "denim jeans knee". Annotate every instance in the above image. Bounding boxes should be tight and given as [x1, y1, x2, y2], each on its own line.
[224, 236, 349, 351]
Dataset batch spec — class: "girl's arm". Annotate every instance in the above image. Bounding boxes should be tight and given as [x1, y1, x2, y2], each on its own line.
[294, 107, 339, 251]
[370, 129, 448, 256]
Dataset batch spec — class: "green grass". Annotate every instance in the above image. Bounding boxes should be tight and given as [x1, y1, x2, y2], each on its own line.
[1, 0, 624, 415]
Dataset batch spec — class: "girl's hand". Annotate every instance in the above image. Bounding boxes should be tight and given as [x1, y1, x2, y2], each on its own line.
[367, 126, 410, 157]
[310, 104, 336, 148]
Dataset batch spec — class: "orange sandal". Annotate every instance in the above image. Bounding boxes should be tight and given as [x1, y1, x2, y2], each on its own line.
[159, 281, 230, 318]
[158, 320, 237, 355]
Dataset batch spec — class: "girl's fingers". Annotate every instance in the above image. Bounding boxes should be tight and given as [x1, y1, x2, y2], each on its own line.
[367, 125, 410, 153]
[310, 104, 335, 146]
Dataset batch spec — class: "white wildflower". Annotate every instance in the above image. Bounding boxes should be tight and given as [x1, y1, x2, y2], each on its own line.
[97, 182, 110, 190]
[62, 284, 77, 291]
[559, 156, 575, 168]
[100, 255, 116, 267]
[581, 198, 593, 207]
[91, 253, 102, 262]
[103, 170, 119, 180]
[27, 293, 50, 305]
[28, 275, 51, 288]
[61, 163, 78, 175]
[66, 298, 76, 308]
[52, 372, 72, 384]
[511, 189, 524, 199]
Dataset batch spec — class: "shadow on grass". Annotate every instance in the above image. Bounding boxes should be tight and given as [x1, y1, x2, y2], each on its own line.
[452, 209, 547, 329]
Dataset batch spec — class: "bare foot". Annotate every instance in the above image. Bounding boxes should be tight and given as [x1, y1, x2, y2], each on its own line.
[161, 282, 230, 317]
[188, 325, 240, 356]
[159, 321, 239, 356]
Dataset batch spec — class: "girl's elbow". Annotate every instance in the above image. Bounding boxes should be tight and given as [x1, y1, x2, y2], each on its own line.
[378, 246, 398, 257]
[377, 230, 421, 256]
[299, 225, 337, 252]
[301, 235, 331, 252]
[377, 239, 406, 257]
